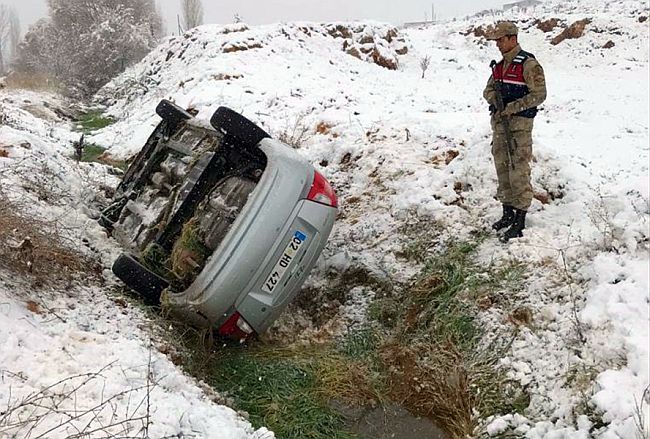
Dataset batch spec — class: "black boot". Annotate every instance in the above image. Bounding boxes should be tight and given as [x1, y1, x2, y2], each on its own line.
[500, 209, 527, 243]
[492, 205, 515, 231]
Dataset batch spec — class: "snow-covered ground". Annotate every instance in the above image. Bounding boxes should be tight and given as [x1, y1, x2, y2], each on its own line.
[1, 0, 648, 437]
[0, 96, 273, 437]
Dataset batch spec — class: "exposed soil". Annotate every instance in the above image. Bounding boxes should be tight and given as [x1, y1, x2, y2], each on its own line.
[335, 402, 448, 439]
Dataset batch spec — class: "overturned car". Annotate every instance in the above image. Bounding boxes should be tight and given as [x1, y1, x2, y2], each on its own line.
[101, 100, 337, 340]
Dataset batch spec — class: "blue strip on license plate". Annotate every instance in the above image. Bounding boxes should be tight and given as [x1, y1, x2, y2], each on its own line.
[262, 231, 307, 293]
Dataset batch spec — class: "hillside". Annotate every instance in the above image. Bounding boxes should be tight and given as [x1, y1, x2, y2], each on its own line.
[1, 0, 648, 437]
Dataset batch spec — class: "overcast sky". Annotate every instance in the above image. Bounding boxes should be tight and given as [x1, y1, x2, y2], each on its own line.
[3, 0, 505, 35]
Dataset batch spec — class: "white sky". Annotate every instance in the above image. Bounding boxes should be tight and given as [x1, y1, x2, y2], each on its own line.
[3, 0, 506, 35]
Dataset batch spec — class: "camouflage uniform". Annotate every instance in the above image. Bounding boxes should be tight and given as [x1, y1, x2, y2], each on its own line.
[483, 44, 547, 211]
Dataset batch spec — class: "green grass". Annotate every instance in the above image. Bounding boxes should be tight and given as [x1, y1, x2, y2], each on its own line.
[116, 221, 527, 439]
[367, 234, 528, 437]
[158, 327, 366, 439]
[78, 142, 127, 170]
[207, 349, 360, 439]
[80, 143, 107, 162]
[76, 109, 114, 133]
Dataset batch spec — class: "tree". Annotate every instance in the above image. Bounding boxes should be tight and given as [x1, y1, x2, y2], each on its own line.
[15, 18, 66, 77]
[15, 0, 162, 96]
[0, 4, 20, 74]
[181, 0, 203, 30]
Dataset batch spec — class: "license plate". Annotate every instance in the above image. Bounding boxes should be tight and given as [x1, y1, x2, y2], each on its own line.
[262, 231, 307, 293]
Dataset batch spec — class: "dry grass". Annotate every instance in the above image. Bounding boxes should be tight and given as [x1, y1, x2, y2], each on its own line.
[315, 355, 382, 407]
[276, 113, 312, 149]
[3, 72, 60, 91]
[0, 193, 102, 288]
[380, 340, 472, 437]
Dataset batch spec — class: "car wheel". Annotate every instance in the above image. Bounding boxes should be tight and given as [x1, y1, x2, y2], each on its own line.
[210, 107, 270, 148]
[112, 253, 169, 305]
[155, 99, 193, 129]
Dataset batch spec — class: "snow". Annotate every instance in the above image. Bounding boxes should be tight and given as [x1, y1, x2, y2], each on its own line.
[1, 0, 649, 437]
[0, 94, 272, 438]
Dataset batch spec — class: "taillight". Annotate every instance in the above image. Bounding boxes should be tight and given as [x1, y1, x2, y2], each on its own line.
[307, 170, 338, 208]
[218, 312, 254, 342]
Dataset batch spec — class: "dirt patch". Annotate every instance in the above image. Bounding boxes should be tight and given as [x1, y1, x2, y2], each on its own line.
[535, 18, 561, 33]
[316, 121, 333, 135]
[371, 47, 398, 70]
[461, 24, 498, 40]
[222, 42, 263, 53]
[337, 402, 447, 439]
[551, 19, 592, 45]
[380, 341, 471, 438]
[330, 23, 406, 70]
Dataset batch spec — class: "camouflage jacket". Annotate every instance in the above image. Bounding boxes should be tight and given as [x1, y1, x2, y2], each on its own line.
[483, 44, 547, 132]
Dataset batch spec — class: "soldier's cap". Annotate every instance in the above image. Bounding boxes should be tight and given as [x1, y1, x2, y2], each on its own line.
[486, 21, 518, 40]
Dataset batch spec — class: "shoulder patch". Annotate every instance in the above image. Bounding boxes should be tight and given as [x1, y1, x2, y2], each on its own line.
[513, 50, 536, 64]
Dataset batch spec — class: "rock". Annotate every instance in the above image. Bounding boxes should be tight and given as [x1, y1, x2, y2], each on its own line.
[534, 190, 551, 205]
[385, 28, 398, 43]
[551, 19, 592, 45]
[509, 306, 533, 327]
[395, 44, 409, 55]
[359, 35, 374, 45]
[602, 40, 615, 49]
[535, 18, 561, 33]
[346, 47, 362, 59]
[371, 47, 398, 70]
[327, 24, 352, 39]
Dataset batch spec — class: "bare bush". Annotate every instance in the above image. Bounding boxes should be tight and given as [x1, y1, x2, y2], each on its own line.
[276, 113, 312, 149]
[0, 361, 157, 439]
[634, 386, 650, 439]
[420, 55, 431, 79]
[587, 191, 617, 252]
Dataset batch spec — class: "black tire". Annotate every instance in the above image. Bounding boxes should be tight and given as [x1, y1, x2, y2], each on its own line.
[210, 107, 270, 148]
[112, 253, 169, 305]
[155, 99, 193, 128]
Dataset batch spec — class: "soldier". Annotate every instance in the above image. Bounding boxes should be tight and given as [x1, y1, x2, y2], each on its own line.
[483, 21, 546, 242]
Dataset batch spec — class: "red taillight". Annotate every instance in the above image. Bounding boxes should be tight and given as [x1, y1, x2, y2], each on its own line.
[307, 170, 338, 208]
[218, 312, 254, 342]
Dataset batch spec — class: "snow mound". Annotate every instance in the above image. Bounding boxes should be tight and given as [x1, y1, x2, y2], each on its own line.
[92, 21, 408, 157]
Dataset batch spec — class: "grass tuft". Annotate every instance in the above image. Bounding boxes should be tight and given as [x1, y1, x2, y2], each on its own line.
[370, 235, 526, 438]
[76, 109, 114, 133]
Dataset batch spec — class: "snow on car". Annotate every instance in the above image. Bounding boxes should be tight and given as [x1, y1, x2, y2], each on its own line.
[101, 100, 337, 341]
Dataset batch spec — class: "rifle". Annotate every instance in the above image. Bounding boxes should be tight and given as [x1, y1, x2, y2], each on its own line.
[490, 60, 517, 170]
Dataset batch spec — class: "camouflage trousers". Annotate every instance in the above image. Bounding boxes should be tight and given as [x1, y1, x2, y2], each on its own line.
[491, 128, 534, 211]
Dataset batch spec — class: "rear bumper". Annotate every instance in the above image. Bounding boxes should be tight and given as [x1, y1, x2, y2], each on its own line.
[167, 199, 336, 333]
[237, 199, 336, 332]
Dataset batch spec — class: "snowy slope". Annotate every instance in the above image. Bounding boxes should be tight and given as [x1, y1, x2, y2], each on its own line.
[93, 1, 649, 436]
[0, 93, 272, 438]
[1, 0, 647, 437]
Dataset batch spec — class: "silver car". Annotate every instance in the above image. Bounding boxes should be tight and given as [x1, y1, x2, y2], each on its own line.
[101, 100, 337, 340]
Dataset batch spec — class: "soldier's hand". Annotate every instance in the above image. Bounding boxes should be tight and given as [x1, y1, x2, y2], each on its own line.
[502, 103, 517, 116]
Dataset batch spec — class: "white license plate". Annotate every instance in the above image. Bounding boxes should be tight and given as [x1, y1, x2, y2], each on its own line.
[262, 231, 307, 293]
